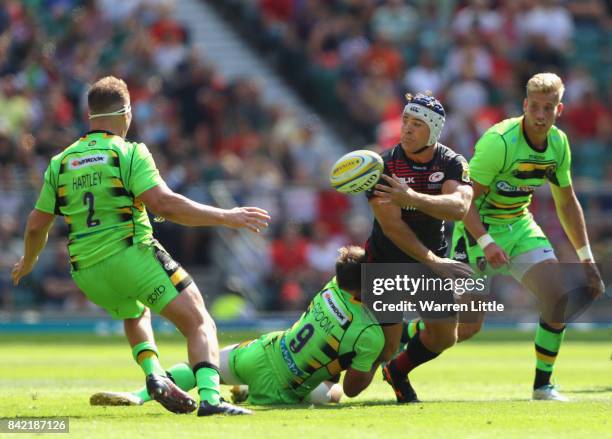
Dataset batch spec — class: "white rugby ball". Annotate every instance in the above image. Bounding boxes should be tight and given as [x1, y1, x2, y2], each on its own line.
[330, 150, 384, 194]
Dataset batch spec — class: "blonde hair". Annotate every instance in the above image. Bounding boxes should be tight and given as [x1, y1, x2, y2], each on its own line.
[526, 73, 565, 102]
[88, 76, 130, 114]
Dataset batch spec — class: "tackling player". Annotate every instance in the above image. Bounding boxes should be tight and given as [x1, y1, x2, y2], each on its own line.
[11, 76, 270, 416]
[450, 72, 605, 401]
[366, 92, 474, 403]
[91, 246, 385, 406]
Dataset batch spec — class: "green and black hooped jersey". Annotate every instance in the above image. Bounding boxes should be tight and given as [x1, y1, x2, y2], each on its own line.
[270, 277, 384, 398]
[35, 130, 163, 270]
[470, 116, 572, 224]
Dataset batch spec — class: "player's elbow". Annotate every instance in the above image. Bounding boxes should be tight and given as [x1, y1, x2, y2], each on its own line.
[343, 370, 372, 398]
[149, 199, 173, 218]
[453, 203, 469, 221]
[143, 192, 176, 219]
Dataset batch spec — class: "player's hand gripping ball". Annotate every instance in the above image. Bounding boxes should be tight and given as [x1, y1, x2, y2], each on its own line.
[330, 150, 384, 194]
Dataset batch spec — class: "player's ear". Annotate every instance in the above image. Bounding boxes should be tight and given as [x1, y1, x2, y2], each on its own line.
[522, 98, 529, 113]
[555, 102, 564, 118]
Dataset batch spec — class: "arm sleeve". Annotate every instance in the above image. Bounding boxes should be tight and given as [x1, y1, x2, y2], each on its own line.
[444, 154, 472, 185]
[126, 143, 164, 197]
[468, 133, 506, 187]
[350, 325, 385, 372]
[553, 131, 572, 187]
[34, 164, 57, 214]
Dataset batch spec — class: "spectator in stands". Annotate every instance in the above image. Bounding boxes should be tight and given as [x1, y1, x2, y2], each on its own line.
[452, 0, 501, 39]
[521, 0, 575, 50]
[404, 49, 443, 97]
[564, 87, 609, 141]
[371, 0, 419, 45]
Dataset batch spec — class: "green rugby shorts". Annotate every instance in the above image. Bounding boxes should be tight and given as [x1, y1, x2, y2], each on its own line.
[71, 242, 193, 319]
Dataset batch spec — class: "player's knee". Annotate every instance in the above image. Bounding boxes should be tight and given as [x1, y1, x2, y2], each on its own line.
[438, 331, 458, 350]
[457, 322, 482, 342]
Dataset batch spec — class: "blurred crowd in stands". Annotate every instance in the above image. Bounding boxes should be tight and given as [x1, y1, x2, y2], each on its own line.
[0, 0, 610, 314]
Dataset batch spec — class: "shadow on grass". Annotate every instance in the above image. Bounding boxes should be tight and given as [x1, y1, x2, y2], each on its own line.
[565, 387, 612, 394]
[248, 397, 531, 412]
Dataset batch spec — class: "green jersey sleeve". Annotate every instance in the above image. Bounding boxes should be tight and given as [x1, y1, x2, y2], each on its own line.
[350, 324, 384, 372]
[34, 164, 57, 214]
[127, 143, 163, 197]
[469, 132, 506, 187]
[554, 131, 572, 187]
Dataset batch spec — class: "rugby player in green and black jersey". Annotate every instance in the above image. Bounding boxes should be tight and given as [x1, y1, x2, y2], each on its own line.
[12, 76, 271, 416]
[91, 246, 388, 406]
[365, 92, 475, 403]
[449, 73, 605, 401]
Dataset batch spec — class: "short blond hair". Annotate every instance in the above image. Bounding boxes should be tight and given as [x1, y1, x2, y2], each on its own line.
[526, 72, 565, 102]
[88, 76, 130, 114]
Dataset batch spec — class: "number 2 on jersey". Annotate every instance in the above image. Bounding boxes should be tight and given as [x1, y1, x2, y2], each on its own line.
[83, 192, 101, 227]
[289, 323, 314, 353]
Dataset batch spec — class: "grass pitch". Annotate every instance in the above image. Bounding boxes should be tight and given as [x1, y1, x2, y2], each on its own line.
[1, 329, 610, 439]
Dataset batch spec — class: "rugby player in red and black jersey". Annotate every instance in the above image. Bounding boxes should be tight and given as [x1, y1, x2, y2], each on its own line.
[365, 92, 474, 403]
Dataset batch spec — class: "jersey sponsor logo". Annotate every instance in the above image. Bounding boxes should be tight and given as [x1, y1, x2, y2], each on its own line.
[147, 285, 166, 305]
[279, 335, 305, 376]
[322, 290, 349, 325]
[427, 183, 442, 190]
[496, 181, 536, 193]
[412, 165, 427, 170]
[399, 177, 415, 184]
[68, 154, 108, 170]
[429, 171, 444, 183]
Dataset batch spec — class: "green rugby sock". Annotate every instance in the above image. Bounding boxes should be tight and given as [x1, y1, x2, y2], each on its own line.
[194, 362, 221, 406]
[132, 341, 165, 377]
[132, 362, 196, 402]
[534, 321, 566, 389]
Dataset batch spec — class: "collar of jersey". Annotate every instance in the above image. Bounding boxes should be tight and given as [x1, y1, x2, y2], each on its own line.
[84, 129, 118, 137]
[397, 142, 439, 166]
[520, 117, 548, 153]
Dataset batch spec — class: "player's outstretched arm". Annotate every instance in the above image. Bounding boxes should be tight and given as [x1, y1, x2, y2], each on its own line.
[374, 174, 473, 221]
[139, 183, 270, 233]
[12, 209, 55, 286]
[550, 184, 604, 298]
